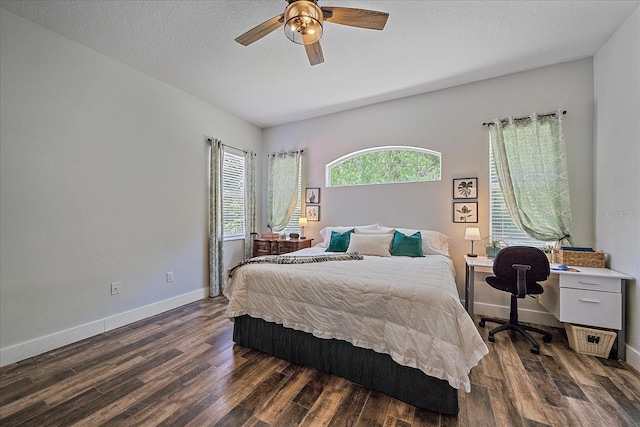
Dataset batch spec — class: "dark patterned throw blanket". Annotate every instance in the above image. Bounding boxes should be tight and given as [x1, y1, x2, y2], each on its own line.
[227, 251, 364, 278]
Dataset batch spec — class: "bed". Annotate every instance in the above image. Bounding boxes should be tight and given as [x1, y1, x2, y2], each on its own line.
[223, 225, 488, 415]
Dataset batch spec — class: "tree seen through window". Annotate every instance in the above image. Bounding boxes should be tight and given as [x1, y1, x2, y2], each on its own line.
[326, 146, 441, 187]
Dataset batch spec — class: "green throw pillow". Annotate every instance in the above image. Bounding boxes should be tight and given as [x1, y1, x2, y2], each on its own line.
[326, 229, 354, 252]
[391, 230, 424, 257]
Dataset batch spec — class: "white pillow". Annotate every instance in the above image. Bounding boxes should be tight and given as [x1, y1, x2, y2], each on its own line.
[319, 223, 381, 247]
[395, 228, 450, 256]
[347, 233, 393, 257]
[354, 227, 395, 235]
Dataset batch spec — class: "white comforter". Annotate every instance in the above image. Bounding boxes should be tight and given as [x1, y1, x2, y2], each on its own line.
[224, 247, 488, 392]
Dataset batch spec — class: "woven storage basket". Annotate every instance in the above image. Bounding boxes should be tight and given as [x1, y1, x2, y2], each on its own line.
[553, 249, 605, 268]
[566, 324, 616, 358]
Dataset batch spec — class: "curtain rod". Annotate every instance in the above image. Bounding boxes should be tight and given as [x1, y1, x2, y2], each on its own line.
[482, 110, 567, 127]
[268, 149, 304, 157]
[207, 138, 253, 155]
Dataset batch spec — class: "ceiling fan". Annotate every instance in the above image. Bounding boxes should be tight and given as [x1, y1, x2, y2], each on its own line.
[235, 0, 389, 66]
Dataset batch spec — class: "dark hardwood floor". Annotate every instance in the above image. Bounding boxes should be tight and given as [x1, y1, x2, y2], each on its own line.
[1, 296, 639, 426]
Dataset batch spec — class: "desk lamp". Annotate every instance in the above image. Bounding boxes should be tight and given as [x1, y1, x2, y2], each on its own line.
[465, 227, 481, 257]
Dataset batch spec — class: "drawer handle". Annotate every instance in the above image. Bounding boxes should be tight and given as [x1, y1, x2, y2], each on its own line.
[579, 298, 601, 304]
[578, 281, 601, 286]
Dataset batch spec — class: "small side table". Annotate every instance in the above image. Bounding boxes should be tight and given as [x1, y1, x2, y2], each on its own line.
[253, 238, 313, 257]
[277, 238, 313, 254]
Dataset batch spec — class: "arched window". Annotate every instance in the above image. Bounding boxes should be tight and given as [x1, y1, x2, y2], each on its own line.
[325, 146, 441, 187]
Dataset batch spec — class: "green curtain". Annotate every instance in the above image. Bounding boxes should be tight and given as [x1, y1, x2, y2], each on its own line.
[267, 151, 301, 232]
[209, 139, 224, 296]
[489, 111, 572, 244]
[243, 151, 256, 260]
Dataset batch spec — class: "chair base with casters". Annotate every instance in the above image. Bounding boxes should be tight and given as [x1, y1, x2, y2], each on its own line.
[478, 246, 553, 355]
[479, 294, 552, 355]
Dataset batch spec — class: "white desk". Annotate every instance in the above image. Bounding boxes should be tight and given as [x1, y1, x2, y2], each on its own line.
[465, 255, 632, 360]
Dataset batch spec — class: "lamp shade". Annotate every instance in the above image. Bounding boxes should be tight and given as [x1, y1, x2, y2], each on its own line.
[464, 227, 481, 241]
[298, 217, 308, 227]
[284, 0, 323, 45]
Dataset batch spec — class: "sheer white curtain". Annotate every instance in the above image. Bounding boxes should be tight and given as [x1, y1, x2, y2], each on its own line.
[489, 111, 572, 244]
[243, 151, 256, 260]
[209, 138, 224, 297]
[267, 151, 302, 232]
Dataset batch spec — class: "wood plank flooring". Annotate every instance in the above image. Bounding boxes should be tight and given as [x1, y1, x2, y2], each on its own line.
[1, 296, 639, 426]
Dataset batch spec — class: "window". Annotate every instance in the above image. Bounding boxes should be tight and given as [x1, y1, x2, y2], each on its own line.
[326, 146, 441, 187]
[282, 164, 302, 235]
[489, 144, 548, 247]
[222, 151, 245, 239]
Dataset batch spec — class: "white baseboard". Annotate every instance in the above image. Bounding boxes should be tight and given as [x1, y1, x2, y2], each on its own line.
[4, 292, 636, 369]
[625, 343, 640, 372]
[472, 301, 564, 328]
[0, 288, 208, 367]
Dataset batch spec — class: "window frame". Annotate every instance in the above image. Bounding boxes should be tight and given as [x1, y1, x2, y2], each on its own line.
[325, 145, 441, 188]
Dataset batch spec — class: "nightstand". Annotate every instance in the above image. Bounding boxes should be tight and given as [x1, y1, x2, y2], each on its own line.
[253, 238, 278, 257]
[277, 238, 313, 254]
[253, 238, 313, 257]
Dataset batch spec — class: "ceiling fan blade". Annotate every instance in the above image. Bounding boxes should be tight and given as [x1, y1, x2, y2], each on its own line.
[304, 40, 324, 66]
[321, 7, 389, 30]
[235, 14, 284, 46]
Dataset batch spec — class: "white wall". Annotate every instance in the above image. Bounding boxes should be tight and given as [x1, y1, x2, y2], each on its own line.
[0, 10, 262, 365]
[264, 59, 595, 326]
[4, 2, 632, 368]
[594, 6, 640, 369]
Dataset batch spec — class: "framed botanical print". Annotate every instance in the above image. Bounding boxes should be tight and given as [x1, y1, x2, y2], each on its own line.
[305, 205, 320, 221]
[453, 202, 478, 223]
[305, 188, 320, 204]
[453, 178, 478, 199]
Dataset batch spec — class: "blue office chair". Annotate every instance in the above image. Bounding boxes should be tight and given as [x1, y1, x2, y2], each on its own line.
[479, 246, 553, 354]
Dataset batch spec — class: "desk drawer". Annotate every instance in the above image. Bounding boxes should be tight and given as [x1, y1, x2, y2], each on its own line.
[560, 275, 621, 293]
[559, 288, 621, 330]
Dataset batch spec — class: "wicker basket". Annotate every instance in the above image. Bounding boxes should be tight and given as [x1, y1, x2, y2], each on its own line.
[566, 324, 616, 358]
[553, 249, 605, 268]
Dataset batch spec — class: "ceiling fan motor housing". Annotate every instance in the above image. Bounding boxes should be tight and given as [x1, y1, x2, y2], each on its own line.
[284, 0, 323, 45]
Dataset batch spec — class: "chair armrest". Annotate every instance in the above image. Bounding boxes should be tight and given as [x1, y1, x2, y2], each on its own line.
[512, 263, 531, 298]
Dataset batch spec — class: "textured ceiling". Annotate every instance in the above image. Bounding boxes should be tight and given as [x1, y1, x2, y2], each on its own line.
[1, 0, 638, 128]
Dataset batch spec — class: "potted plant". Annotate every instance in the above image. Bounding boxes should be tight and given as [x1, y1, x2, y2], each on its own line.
[485, 238, 505, 258]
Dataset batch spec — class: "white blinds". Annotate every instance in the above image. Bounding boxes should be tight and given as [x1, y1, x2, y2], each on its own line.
[282, 164, 302, 235]
[222, 152, 245, 238]
[489, 144, 547, 247]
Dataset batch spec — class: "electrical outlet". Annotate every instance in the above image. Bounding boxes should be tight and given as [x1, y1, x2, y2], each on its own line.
[111, 282, 121, 295]
[166, 272, 174, 283]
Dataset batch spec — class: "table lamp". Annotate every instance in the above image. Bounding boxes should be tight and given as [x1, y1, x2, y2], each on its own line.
[464, 226, 481, 257]
[298, 217, 308, 239]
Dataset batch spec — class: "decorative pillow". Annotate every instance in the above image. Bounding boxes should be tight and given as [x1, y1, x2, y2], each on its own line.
[325, 229, 355, 252]
[346, 233, 393, 257]
[395, 228, 450, 256]
[390, 230, 424, 257]
[319, 223, 381, 247]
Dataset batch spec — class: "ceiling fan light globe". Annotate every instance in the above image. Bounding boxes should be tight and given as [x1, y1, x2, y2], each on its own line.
[284, 1, 323, 45]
